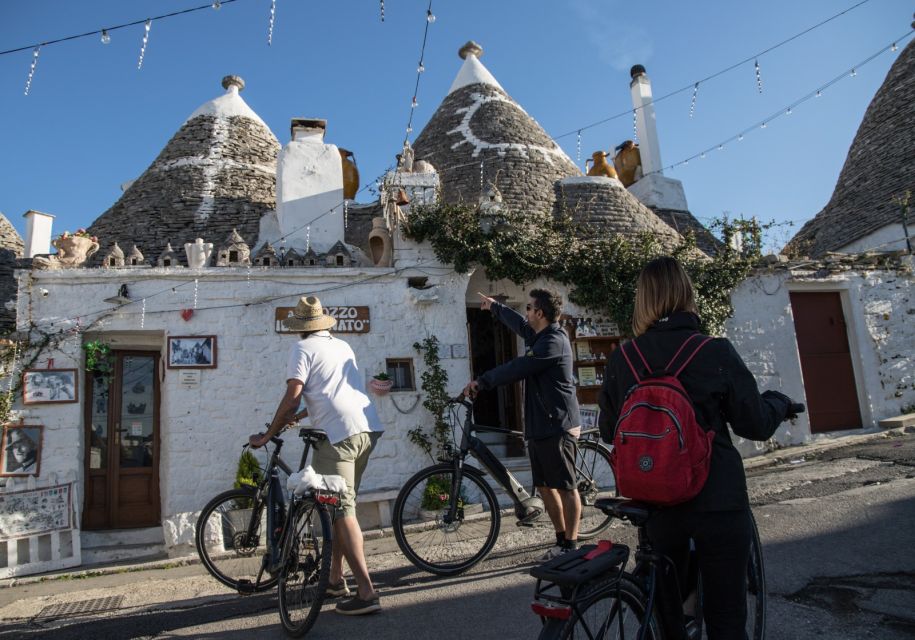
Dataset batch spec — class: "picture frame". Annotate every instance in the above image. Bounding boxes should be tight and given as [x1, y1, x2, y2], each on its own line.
[574, 341, 592, 361]
[22, 369, 78, 405]
[1, 424, 43, 477]
[167, 336, 217, 369]
[578, 366, 597, 387]
[580, 405, 599, 430]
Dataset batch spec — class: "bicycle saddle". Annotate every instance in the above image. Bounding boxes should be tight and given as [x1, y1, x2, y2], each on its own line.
[594, 498, 653, 527]
[298, 428, 328, 444]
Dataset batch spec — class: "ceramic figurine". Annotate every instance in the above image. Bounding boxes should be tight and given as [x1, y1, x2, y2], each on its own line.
[184, 238, 214, 269]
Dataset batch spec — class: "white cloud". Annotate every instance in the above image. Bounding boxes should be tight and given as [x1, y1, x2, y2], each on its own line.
[569, 0, 654, 72]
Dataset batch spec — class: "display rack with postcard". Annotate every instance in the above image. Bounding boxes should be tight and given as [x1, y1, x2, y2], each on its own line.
[561, 315, 622, 408]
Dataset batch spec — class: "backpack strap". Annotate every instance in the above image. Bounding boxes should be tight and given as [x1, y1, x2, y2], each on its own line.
[669, 334, 714, 378]
[619, 341, 644, 383]
[664, 333, 702, 371]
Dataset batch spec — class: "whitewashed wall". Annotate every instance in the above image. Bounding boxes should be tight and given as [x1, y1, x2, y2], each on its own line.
[725, 260, 915, 455]
[12, 263, 472, 549]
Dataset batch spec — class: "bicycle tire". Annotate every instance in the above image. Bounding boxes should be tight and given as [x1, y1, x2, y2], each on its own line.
[392, 463, 501, 576]
[195, 487, 278, 592]
[540, 575, 664, 640]
[576, 440, 616, 539]
[746, 511, 767, 640]
[278, 500, 333, 637]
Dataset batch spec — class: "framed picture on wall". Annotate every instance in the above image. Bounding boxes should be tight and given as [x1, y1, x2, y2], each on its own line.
[22, 369, 78, 405]
[167, 336, 217, 369]
[0, 424, 43, 476]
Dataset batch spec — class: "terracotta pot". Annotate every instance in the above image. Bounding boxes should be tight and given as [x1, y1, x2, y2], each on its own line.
[369, 378, 394, 395]
[52, 235, 99, 268]
[368, 217, 393, 267]
[339, 148, 359, 200]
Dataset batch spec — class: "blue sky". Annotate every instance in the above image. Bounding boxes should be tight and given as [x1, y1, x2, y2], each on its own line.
[0, 0, 911, 251]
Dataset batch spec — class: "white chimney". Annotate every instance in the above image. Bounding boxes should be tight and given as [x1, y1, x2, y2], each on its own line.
[629, 65, 663, 176]
[22, 210, 54, 258]
[276, 118, 345, 254]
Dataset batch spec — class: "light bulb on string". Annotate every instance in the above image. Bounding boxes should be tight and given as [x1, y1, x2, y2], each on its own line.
[632, 110, 639, 143]
[101, 29, 111, 44]
[689, 82, 699, 118]
[24, 47, 40, 96]
[426, 10, 436, 23]
[417, 62, 425, 73]
[891, 42, 898, 52]
[380, 0, 384, 22]
[760, 122, 767, 129]
[738, 134, 744, 141]
[140, 298, 146, 329]
[306, 225, 311, 252]
[850, 68, 857, 77]
[406, 125, 413, 134]
[754, 59, 763, 94]
[344, 199, 349, 231]
[137, 19, 151, 70]
[786, 107, 792, 115]
[193, 278, 199, 310]
[576, 130, 582, 166]
[267, 0, 277, 46]
[718, 145, 724, 151]
[700, 152, 706, 159]
[212, 0, 221, 9]
[815, 90, 822, 98]
[411, 96, 418, 108]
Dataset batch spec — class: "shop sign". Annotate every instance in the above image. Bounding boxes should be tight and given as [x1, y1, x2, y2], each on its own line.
[275, 306, 371, 334]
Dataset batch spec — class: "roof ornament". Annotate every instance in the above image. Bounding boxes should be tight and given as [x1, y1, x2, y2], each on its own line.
[127, 244, 147, 267]
[459, 41, 483, 59]
[221, 75, 245, 93]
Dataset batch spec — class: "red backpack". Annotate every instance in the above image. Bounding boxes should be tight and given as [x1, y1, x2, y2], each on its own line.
[610, 333, 715, 506]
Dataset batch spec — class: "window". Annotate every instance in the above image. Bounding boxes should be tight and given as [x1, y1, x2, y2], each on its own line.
[162, 259, 171, 267]
[229, 250, 239, 262]
[385, 358, 415, 391]
[335, 255, 344, 266]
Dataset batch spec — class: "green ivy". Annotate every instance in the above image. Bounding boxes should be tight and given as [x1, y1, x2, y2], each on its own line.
[408, 336, 453, 462]
[405, 203, 768, 336]
[83, 340, 113, 380]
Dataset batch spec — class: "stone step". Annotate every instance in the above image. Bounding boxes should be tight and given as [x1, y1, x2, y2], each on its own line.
[80, 542, 168, 567]
[82, 526, 165, 549]
[878, 413, 915, 429]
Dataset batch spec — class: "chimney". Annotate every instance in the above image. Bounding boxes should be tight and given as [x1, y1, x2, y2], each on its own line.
[276, 118, 343, 254]
[22, 210, 54, 257]
[629, 65, 663, 176]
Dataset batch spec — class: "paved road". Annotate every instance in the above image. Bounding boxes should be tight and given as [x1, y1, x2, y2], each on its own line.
[1, 430, 913, 639]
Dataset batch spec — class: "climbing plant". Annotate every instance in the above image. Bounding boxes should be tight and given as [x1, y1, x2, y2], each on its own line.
[83, 340, 113, 380]
[405, 202, 770, 336]
[407, 336, 453, 462]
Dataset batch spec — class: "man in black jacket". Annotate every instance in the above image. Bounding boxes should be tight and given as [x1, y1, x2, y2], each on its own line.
[464, 288, 582, 559]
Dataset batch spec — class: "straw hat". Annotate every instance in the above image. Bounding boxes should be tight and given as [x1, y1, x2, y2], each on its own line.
[284, 296, 337, 332]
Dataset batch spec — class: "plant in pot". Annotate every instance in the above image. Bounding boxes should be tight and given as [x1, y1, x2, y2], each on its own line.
[224, 450, 262, 548]
[418, 474, 476, 520]
[369, 371, 394, 395]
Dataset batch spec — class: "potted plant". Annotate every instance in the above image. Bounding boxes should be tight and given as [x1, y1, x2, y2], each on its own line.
[418, 474, 480, 520]
[223, 450, 262, 548]
[369, 372, 394, 395]
[52, 229, 100, 268]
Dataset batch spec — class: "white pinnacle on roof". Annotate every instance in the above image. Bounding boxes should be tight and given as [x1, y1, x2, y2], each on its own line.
[448, 41, 504, 95]
[186, 75, 270, 129]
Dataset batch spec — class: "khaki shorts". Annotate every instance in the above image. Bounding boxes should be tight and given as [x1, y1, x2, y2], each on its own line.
[311, 431, 382, 518]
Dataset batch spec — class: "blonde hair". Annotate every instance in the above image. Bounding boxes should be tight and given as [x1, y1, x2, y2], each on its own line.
[632, 257, 698, 336]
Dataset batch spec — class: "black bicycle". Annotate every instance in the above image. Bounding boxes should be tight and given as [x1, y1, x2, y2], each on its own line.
[195, 426, 335, 636]
[392, 396, 616, 576]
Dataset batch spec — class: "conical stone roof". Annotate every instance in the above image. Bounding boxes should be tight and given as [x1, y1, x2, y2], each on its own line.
[785, 40, 915, 257]
[412, 42, 581, 215]
[87, 76, 279, 265]
[0, 213, 24, 260]
[0, 213, 23, 332]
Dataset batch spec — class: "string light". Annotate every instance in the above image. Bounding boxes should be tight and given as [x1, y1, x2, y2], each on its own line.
[891, 42, 898, 51]
[426, 9, 436, 22]
[689, 82, 699, 118]
[576, 130, 582, 165]
[632, 110, 639, 143]
[212, 0, 221, 9]
[267, 0, 276, 46]
[193, 278, 198, 310]
[137, 19, 151, 70]
[140, 298, 146, 329]
[344, 199, 349, 231]
[479, 160, 485, 192]
[417, 62, 425, 73]
[850, 68, 857, 77]
[24, 47, 40, 96]
[760, 122, 767, 128]
[816, 89, 822, 97]
[404, 1, 435, 143]
[754, 59, 763, 93]
[380, 0, 385, 22]
[718, 144, 724, 151]
[738, 134, 744, 141]
[306, 225, 311, 252]
[101, 29, 111, 44]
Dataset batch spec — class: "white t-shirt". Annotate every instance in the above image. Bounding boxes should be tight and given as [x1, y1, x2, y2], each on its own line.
[286, 332, 383, 444]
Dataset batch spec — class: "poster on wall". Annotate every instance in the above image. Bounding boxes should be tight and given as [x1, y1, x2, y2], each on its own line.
[22, 369, 78, 405]
[167, 336, 217, 369]
[0, 483, 71, 539]
[0, 425, 43, 477]
[274, 306, 371, 334]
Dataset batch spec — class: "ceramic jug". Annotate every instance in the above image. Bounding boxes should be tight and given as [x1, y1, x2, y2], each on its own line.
[185, 238, 214, 269]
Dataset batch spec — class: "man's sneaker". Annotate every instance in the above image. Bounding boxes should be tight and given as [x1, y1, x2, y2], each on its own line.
[326, 579, 351, 598]
[539, 545, 567, 562]
[335, 595, 381, 616]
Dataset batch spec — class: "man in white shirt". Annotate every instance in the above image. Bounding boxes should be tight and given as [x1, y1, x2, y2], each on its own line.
[250, 295, 384, 615]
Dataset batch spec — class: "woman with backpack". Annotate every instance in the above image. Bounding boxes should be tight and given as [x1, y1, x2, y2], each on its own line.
[597, 256, 797, 640]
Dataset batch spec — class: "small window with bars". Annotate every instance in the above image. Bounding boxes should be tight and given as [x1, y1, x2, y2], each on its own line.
[385, 358, 415, 391]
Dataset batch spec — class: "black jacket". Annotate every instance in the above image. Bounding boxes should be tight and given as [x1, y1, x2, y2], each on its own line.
[477, 302, 581, 440]
[597, 311, 792, 511]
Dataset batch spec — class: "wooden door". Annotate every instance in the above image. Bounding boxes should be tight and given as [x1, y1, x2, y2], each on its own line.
[83, 351, 161, 529]
[789, 292, 863, 432]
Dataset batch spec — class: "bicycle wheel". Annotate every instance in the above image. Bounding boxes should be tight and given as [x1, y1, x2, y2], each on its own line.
[541, 576, 664, 640]
[746, 511, 767, 640]
[576, 440, 616, 539]
[278, 500, 332, 637]
[195, 487, 277, 592]
[392, 463, 501, 576]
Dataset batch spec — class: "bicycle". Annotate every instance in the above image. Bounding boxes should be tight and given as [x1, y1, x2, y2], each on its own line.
[392, 396, 616, 576]
[195, 426, 336, 636]
[530, 402, 805, 640]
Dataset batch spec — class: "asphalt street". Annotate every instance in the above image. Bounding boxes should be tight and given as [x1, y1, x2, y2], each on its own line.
[0, 429, 912, 639]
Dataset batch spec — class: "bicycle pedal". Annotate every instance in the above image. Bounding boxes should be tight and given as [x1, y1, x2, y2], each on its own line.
[516, 520, 536, 528]
[236, 579, 256, 596]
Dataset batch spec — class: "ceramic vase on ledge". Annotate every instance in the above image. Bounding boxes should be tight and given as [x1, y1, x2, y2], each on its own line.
[185, 238, 214, 269]
[51, 235, 100, 268]
[369, 378, 394, 395]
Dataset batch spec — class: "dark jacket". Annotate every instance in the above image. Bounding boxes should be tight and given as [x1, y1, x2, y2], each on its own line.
[598, 311, 792, 511]
[477, 302, 581, 441]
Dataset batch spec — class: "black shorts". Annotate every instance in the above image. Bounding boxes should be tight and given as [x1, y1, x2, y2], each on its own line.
[528, 432, 577, 490]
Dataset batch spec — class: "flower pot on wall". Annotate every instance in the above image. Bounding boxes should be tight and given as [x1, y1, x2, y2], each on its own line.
[369, 378, 394, 395]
